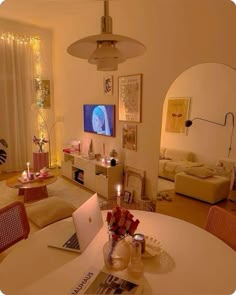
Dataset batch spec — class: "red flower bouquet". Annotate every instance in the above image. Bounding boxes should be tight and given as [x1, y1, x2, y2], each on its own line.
[106, 206, 140, 241]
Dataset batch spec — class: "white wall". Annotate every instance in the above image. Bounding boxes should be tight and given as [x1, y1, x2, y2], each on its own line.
[161, 63, 236, 164]
[0, 18, 53, 82]
[51, 0, 236, 199]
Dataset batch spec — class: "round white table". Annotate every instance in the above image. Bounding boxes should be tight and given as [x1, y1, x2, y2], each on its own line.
[0, 211, 236, 295]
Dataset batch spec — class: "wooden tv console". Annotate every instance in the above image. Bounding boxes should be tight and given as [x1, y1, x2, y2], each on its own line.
[61, 152, 123, 199]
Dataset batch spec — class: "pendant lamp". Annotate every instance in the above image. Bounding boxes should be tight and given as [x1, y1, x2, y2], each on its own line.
[67, 0, 146, 71]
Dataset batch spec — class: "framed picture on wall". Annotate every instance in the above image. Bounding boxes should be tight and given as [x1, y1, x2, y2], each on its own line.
[122, 124, 137, 151]
[104, 75, 113, 95]
[165, 97, 191, 133]
[118, 74, 142, 122]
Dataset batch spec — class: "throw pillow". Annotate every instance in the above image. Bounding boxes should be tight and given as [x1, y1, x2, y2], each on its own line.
[26, 196, 76, 228]
[185, 167, 215, 179]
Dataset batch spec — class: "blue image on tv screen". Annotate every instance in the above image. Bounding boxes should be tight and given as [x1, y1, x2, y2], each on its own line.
[83, 104, 115, 137]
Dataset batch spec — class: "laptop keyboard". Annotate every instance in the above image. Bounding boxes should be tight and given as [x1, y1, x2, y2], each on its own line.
[63, 233, 80, 250]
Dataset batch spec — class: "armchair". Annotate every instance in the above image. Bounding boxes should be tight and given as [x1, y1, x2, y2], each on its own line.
[205, 206, 236, 251]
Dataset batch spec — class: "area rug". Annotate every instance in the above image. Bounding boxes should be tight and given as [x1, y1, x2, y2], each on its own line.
[157, 177, 175, 192]
[0, 176, 94, 209]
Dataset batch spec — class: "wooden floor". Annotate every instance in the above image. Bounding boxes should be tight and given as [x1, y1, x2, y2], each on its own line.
[156, 189, 236, 228]
[1, 171, 236, 229]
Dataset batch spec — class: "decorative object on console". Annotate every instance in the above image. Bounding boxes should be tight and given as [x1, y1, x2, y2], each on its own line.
[83, 104, 115, 137]
[110, 158, 116, 166]
[109, 149, 118, 159]
[67, 1, 146, 71]
[103, 206, 140, 270]
[118, 74, 142, 122]
[88, 139, 95, 159]
[70, 140, 81, 153]
[104, 75, 113, 95]
[165, 97, 191, 133]
[185, 112, 235, 157]
[95, 153, 102, 161]
[122, 124, 137, 150]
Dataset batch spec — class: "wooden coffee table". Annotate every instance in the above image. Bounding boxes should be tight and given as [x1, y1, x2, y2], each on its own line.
[6, 174, 57, 203]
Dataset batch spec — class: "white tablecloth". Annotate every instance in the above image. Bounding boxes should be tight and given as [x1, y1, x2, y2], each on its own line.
[0, 211, 236, 295]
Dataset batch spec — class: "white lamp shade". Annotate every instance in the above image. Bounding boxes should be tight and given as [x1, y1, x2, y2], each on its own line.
[88, 41, 125, 71]
[67, 33, 146, 60]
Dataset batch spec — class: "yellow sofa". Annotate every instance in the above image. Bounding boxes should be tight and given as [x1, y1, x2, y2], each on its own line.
[175, 171, 230, 204]
[159, 147, 203, 181]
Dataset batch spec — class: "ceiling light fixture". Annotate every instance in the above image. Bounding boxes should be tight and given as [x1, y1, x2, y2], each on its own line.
[231, 0, 236, 4]
[67, 0, 146, 71]
[0, 0, 5, 5]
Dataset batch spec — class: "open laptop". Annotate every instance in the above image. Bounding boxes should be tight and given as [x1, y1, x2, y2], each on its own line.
[47, 193, 103, 253]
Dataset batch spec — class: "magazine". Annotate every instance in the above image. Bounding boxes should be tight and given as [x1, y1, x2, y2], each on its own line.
[69, 269, 143, 295]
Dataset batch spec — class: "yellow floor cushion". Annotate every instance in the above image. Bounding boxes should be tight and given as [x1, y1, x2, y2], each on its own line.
[26, 196, 76, 228]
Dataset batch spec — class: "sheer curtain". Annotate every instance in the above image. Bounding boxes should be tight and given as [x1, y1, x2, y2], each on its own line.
[0, 36, 35, 172]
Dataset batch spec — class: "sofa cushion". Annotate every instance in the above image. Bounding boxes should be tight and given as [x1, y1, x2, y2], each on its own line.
[26, 196, 76, 228]
[164, 148, 194, 161]
[185, 167, 215, 179]
[160, 147, 166, 159]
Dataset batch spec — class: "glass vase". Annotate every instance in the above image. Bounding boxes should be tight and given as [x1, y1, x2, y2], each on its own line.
[103, 238, 131, 271]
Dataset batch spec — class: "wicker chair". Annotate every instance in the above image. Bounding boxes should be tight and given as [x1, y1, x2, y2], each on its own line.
[0, 201, 30, 253]
[205, 206, 236, 251]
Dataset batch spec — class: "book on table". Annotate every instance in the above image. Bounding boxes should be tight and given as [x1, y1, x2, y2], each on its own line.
[69, 268, 143, 295]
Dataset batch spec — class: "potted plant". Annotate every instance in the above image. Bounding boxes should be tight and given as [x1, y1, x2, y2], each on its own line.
[0, 139, 8, 165]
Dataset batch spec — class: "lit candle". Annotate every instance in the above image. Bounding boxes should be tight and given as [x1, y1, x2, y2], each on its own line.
[22, 170, 28, 181]
[117, 184, 121, 197]
[26, 162, 30, 176]
[117, 184, 121, 206]
[102, 158, 105, 165]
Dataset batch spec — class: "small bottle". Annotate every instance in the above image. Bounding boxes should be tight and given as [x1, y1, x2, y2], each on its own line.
[128, 241, 144, 279]
[133, 233, 146, 254]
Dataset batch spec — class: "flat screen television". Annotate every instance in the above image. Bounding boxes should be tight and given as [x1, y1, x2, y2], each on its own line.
[83, 104, 115, 137]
